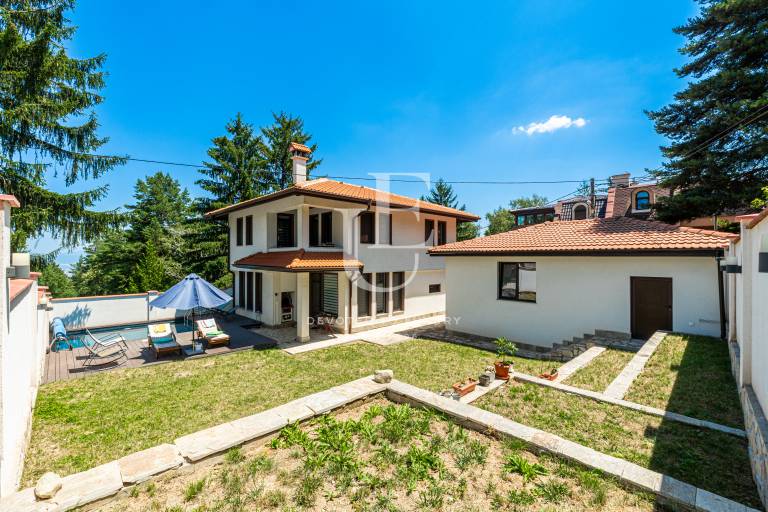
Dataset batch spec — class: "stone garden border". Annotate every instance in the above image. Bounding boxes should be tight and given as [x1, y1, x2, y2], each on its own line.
[604, 330, 667, 399]
[1, 373, 758, 512]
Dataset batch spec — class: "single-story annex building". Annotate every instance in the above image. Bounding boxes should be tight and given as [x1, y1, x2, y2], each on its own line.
[429, 217, 737, 347]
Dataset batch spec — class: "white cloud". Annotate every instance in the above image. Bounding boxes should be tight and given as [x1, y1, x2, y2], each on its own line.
[511, 115, 587, 136]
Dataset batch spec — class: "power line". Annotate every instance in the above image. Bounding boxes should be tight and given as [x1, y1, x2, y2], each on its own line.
[90, 154, 616, 186]
[637, 102, 768, 181]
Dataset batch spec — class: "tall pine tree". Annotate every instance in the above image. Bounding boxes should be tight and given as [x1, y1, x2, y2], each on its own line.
[421, 178, 479, 241]
[0, 1, 126, 252]
[647, 0, 768, 221]
[259, 112, 321, 190]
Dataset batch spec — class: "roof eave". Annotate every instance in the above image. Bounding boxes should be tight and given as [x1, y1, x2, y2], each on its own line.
[206, 187, 480, 221]
[429, 248, 727, 257]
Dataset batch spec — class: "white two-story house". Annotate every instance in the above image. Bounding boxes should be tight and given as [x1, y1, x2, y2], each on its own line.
[206, 143, 479, 342]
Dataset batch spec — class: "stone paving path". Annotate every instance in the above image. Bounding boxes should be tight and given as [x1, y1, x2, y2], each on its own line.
[514, 372, 746, 438]
[604, 330, 667, 399]
[553, 346, 606, 382]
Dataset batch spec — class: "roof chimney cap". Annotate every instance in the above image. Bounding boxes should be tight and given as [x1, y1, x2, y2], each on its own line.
[289, 142, 311, 160]
[609, 172, 631, 188]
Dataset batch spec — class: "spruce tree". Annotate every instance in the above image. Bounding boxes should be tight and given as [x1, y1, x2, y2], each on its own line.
[188, 114, 268, 286]
[421, 178, 479, 240]
[647, 0, 768, 221]
[0, 1, 126, 251]
[259, 112, 320, 190]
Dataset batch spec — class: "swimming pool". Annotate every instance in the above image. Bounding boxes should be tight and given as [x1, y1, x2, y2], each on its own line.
[52, 321, 191, 351]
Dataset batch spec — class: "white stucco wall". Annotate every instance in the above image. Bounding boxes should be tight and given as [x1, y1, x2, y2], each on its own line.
[2, 282, 47, 495]
[49, 292, 185, 331]
[732, 216, 768, 413]
[444, 255, 722, 347]
[227, 195, 458, 274]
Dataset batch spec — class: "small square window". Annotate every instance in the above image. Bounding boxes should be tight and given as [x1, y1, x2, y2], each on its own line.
[428, 284, 441, 294]
[498, 262, 536, 302]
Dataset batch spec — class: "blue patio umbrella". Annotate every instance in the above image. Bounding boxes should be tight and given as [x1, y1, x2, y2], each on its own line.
[150, 274, 231, 342]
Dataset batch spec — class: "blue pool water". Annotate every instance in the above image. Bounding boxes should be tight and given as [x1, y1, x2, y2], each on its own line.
[53, 321, 191, 351]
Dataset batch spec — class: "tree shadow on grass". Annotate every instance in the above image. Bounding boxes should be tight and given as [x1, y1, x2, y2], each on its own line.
[646, 336, 759, 508]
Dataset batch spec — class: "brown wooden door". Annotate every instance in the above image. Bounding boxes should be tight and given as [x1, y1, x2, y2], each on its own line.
[631, 277, 672, 339]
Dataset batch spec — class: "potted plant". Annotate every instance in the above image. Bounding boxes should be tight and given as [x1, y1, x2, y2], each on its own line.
[494, 337, 518, 380]
[452, 377, 478, 397]
[538, 368, 559, 381]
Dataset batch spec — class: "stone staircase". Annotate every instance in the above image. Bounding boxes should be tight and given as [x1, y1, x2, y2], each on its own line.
[550, 329, 640, 361]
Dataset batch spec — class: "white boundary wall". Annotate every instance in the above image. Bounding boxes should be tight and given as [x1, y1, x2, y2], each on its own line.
[50, 293, 185, 331]
[0, 197, 50, 497]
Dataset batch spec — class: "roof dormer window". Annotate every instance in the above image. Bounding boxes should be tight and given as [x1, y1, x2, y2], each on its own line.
[634, 190, 651, 211]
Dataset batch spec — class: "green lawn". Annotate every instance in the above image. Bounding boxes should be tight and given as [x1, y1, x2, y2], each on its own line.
[624, 334, 743, 428]
[24, 339, 543, 485]
[562, 348, 635, 392]
[477, 382, 759, 508]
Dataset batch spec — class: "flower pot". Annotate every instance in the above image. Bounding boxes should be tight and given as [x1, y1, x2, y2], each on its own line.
[494, 361, 512, 380]
[479, 372, 493, 387]
[452, 378, 478, 397]
[538, 368, 559, 381]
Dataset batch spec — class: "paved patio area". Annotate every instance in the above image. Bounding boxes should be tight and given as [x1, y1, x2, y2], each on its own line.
[43, 315, 276, 384]
[252, 315, 445, 354]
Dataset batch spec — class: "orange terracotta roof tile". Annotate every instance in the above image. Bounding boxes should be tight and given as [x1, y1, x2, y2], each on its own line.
[289, 142, 312, 154]
[234, 249, 363, 271]
[428, 217, 735, 255]
[206, 178, 480, 221]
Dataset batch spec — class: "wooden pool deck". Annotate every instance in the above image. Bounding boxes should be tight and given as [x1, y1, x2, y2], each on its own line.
[43, 315, 277, 384]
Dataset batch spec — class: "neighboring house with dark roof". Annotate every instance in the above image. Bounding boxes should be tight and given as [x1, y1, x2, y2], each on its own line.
[206, 144, 480, 342]
[428, 217, 736, 347]
[510, 172, 666, 227]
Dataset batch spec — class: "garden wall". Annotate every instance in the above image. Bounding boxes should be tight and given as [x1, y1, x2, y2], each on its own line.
[49, 292, 186, 331]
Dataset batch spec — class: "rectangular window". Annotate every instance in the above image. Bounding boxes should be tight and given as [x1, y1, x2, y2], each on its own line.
[357, 273, 372, 317]
[360, 212, 375, 244]
[437, 221, 447, 246]
[321, 211, 333, 245]
[498, 262, 536, 302]
[392, 271, 405, 312]
[309, 213, 319, 247]
[236, 217, 243, 246]
[276, 213, 295, 247]
[376, 273, 389, 315]
[246, 272, 254, 311]
[428, 284, 441, 294]
[254, 272, 262, 312]
[245, 215, 253, 245]
[238, 271, 246, 307]
[425, 219, 435, 245]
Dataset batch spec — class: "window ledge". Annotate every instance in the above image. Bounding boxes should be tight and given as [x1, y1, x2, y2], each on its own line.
[376, 313, 390, 319]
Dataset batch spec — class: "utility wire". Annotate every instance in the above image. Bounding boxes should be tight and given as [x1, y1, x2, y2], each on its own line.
[636, 102, 768, 182]
[84, 154, 616, 186]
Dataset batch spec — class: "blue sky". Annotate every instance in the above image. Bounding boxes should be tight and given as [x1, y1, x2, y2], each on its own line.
[36, 0, 698, 267]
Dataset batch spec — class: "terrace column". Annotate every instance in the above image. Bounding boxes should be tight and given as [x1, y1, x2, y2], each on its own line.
[296, 272, 310, 342]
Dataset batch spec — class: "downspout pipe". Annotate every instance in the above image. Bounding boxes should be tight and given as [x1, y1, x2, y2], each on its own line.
[716, 252, 726, 341]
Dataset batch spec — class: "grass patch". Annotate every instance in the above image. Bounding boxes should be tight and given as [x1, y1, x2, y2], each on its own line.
[24, 339, 547, 484]
[477, 381, 760, 508]
[624, 333, 743, 428]
[563, 348, 635, 392]
[97, 398, 660, 511]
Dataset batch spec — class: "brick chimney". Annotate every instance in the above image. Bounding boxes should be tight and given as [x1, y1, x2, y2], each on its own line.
[289, 142, 311, 185]
[609, 172, 630, 188]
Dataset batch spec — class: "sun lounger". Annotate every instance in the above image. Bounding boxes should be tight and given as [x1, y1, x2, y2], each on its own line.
[148, 323, 182, 358]
[84, 328, 129, 352]
[82, 335, 127, 368]
[195, 318, 231, 347]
